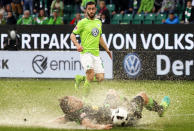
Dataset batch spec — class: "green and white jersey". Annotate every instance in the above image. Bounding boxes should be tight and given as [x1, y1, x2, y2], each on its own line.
[73, 18, 102, 56]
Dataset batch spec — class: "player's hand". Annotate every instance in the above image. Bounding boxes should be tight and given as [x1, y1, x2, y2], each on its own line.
[100, 124, 112, 130]
[77, 45, 83, 52]
[107, 50, 112, 60]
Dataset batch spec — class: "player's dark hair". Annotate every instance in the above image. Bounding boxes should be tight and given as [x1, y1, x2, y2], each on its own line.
[86, 1, 96, 8]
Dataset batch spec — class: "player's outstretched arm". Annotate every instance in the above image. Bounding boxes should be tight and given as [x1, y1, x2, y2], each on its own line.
[51, 115, 69, 124]
[70, 33, 83, 52]
[99, 36, 112, 59]
[82, 118, 112, 130]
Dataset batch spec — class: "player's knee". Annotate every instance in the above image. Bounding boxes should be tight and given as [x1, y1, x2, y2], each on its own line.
[137, 92, 149, 104]
[88, 75, 94, 81]
[96, 75, 104, 82]
[138, 92, 147, 96]
[86, 69, 94, 81]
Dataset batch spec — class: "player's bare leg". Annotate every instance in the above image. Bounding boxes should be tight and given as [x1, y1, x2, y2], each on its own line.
[86, 69, 95, 81]
[95, 73, 104, 82]
[84, 70, 105, 87]
[52, 116, 68, 124]
[137, 92, 149, 105]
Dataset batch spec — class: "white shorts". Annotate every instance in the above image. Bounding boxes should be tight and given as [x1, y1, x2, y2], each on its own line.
[80, 53, 104, 74]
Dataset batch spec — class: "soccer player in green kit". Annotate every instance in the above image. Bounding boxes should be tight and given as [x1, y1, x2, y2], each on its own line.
[70, 1, 112, 92]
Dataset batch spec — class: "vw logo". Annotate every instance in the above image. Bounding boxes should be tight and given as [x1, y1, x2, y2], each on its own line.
[123, 53, 141, 77]
[32, 55, 48, 74]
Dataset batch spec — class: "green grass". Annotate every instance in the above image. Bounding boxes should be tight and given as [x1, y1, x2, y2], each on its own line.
[0, 79, 194, 131]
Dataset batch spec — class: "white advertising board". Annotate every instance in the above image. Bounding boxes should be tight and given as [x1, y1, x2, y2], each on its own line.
[0, 51, 113, 79]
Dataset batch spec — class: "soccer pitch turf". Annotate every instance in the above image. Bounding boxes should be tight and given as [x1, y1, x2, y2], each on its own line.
[0, 79, 193, 131]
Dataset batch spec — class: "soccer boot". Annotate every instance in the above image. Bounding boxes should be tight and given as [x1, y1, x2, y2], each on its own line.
[75, 75, 84, 90]
[83, 80, 90, 88]
[158, 96, 170, 117]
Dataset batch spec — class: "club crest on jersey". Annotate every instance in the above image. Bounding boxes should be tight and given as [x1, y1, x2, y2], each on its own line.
[91, 28, 99, 37]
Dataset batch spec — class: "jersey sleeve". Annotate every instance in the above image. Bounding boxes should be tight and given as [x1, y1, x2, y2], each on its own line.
[73, 20, 83, 35]
[100, 21, 102, 35]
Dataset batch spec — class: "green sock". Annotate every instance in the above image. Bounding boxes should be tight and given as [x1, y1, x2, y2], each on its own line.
[79, 75, 86, 81]
[84, 80, 90, 88]
[145, 98, 162, 112]
[93, 76, 97, 82]
[145, 98, 154, 111]
[82, 75, 97, 96]
[83, 80, 91, 97]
